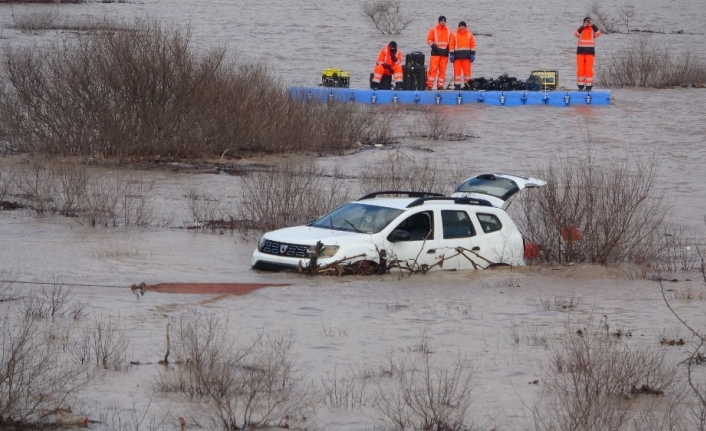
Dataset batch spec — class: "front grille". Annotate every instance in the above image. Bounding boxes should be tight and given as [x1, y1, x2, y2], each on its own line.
[261, 239, 309, 258]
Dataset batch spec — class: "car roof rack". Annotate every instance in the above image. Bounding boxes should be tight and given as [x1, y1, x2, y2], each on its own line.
[406, 196, 494, 208]
[358, 191, 445, 200]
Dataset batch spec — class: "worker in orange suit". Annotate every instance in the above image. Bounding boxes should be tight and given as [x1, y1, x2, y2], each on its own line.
[426, 15, 452, 90]
[574, 16, 601, 91]
[371, 41, 403, 90]
[449, 20, 476, 90]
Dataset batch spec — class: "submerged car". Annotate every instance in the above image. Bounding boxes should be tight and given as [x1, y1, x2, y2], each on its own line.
[251, 187, 537, 273]
[451, 173, 547, 209]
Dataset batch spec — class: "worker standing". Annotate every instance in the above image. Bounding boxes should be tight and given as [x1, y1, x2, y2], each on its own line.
[371, 41, 404, 90]
[574, 16, 601, 91]
[449, 21, 476, 90]
[426, 15, 452, 90]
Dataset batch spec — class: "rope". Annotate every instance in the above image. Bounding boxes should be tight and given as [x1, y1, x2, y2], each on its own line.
[0, 279, 128, 289]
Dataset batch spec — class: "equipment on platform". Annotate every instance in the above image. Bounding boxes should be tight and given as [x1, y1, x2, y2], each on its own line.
[322, 68, 350, 88]
[529, 70, 558, 90]
[402, 51, 426, 90]
[403, 64, 426, 90]
[405, 51, 425, 67]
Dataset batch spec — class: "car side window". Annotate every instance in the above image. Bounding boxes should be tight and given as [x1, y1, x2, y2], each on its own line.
[395, 211, 434, 241]
[477, 213, 502, 233]
[441, 210, 475, 239]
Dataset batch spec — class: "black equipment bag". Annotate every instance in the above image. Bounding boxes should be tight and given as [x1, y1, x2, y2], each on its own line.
[405, 51, 425, 67]
[403, 64, 426, 90]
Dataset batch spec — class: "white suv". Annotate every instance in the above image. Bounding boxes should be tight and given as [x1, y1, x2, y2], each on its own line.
[251, 176, 542, 272]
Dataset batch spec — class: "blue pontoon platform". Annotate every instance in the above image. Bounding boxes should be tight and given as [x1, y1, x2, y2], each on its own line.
[289, 86, 611, 107]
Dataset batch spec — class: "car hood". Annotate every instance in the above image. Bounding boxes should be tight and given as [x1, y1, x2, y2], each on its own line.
[450, 173, 546, 209]
[263, 225, 374, 245]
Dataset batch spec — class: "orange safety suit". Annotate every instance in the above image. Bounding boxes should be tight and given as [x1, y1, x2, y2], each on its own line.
[449, 27, 476, 87]
[426, 23, 452, 90]
[372, 45, 403, 87]
[574, 24, 601, 87]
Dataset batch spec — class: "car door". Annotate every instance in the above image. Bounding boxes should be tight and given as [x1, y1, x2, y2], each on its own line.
[430, 208, 496, 270]
[451, 173, 546, 209]
[387, 210, 444, 270]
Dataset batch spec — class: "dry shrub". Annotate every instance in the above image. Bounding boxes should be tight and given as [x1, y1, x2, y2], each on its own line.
[518, 149, 669, 265]
[598, 34, 706, 88]
[358, 150, 466, 195]
[5, 157, 155, 226]
[20, 276, 89, 322]
[661, 283, 706, 430]
[588, 2, 620, 33]
[375, 353, 477, 431]
[69, 314, 130, 371]
[98, 399, 171, 431]
[0, 19, 370, 159]
[13, 13, 130, 32]
[654, 224, 701, 273]
[532, 318, 678, 431]
[11, 11, 61, 32]
[154, 314, 315, 430]
[362, 0, 412, 35]
[239, 160, 351, 233]
[321, 367, 371, 409]
[410, 107, 470, 141]
[0, 292, 90, 428]
[184, 187, 233, 229]
[358, 106, 402, 146]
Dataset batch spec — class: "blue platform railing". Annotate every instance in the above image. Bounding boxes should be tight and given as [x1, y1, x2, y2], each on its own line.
[288, 87, 611, 107]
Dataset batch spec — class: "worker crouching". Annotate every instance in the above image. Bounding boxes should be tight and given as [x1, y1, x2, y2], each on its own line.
[372, 41, 404, 90]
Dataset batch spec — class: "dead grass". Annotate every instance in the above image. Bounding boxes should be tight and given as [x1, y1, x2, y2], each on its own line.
[671, 282, 706, 302]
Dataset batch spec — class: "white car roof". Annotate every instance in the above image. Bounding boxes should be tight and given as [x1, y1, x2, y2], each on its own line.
[355, 197, 419, 209]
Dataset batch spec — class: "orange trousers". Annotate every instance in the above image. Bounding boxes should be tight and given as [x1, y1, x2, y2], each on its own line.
[427, 55, 449, 89]
[576, 54, 595, 86]
[372, 64, 403, 85]
[453, 59, 472, 86]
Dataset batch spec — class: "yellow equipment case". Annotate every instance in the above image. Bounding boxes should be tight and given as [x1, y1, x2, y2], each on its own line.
[529, 70, 558, 90]
[322, 68, 350, 88]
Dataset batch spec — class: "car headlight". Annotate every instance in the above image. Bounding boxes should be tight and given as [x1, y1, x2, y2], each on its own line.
[307, 244, 339, 258]
[258, 237, 267, 251]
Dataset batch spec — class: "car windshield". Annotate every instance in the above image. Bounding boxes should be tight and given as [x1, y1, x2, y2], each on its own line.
[311, 203, 404, 234]
[454, 176, 520, 201]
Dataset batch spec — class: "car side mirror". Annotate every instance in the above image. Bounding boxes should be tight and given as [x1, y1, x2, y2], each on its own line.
[388, 229, 411, 242]
[306, 219, 316, 226]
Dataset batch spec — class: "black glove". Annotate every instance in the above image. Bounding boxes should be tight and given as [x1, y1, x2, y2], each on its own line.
[578, 26, 585, 33]
[470, 54, 475, 62]
[431, 43, 438, 50]
[383, 64, 393, 72]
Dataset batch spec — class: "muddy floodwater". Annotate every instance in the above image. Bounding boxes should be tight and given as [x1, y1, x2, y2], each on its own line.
[1, 0, 706, 429]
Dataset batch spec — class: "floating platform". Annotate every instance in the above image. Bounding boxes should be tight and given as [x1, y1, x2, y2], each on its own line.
[289, 86, 611, 107]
